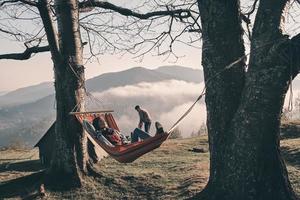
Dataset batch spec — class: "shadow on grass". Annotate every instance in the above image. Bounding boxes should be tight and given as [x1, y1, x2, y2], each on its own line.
[0, 159, 44, 173]
[280, 125, 300, 140]
[120, 174, 165, 197]
[281, 146, 300, 168]
[174, 176, 206, 199]
[0, 171, 44, 199]
[280, 133, 300, 140]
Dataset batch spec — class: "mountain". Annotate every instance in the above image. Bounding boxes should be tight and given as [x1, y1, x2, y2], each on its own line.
[86, 66, 203, 92]
[155, 66, 203, 83]
[0, 66, 204, 147]
[87, 67, 175, 92]
[0, 66, 203, 108]
[0, 82, 54, 108]
[0, 91, 8, 96]
[0, 94, 56, 147]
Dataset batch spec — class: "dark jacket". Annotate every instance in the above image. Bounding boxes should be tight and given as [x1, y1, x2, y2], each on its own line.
[138, 109, 151, 124]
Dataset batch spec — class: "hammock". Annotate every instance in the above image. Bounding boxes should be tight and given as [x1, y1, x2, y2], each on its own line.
[73, 111, 169, 163]
[70, 93, 204, 163]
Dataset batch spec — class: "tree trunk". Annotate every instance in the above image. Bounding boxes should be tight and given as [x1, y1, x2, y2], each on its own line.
[40, 0, 88, 187]
[197, 0, 246, 184]
[195, 0, 298, 199]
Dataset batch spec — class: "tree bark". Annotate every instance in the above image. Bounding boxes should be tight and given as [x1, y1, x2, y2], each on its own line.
[195, 0, 298, 199]
[38, 0, 89, 187]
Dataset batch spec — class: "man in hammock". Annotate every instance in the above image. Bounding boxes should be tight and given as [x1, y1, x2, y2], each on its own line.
[93, 117, 164, 145]
[135, 105, 152, 133]
[131, 121, 164, 142]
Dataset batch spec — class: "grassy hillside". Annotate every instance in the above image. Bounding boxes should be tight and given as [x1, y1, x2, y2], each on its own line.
[0, 135, 299, 199]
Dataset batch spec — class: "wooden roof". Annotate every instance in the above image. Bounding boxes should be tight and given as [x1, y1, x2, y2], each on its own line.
[34, 122, 55, 147]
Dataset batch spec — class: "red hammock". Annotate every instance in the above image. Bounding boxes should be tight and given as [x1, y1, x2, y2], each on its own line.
[73, 111, 169, 163]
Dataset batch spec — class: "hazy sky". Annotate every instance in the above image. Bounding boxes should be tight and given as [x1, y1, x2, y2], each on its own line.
[0, 37, 201, 91]
[1, 0, 300, 92]
[0, 1, 202, 92]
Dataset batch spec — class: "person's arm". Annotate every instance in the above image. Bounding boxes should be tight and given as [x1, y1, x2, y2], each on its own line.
[138, 112, 143, 128]
[138, 122, 143, 128]
[144, 110, 151, 122]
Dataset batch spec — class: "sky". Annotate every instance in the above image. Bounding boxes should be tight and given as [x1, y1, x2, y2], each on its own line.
[1, 0, 300, 92]
[0, 1, 202, 92]
[0, 38, 201, 92]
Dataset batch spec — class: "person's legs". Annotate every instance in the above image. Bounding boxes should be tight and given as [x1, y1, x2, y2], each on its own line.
[144, 122, 151, 133]
[131, 131, 138, 143]
[131, 128, 151, 142]
[155, 122, 164, 134]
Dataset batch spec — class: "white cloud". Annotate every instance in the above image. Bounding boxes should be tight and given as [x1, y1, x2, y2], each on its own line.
[90, 79, 300, 137]
[159, 102, 206, 138]
[91, 80, 206, 137]
[94, 80, 204, 99]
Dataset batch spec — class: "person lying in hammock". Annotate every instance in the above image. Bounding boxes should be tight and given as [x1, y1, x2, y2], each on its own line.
[92, 117, 164, 146]
[92, 116, 129, 146]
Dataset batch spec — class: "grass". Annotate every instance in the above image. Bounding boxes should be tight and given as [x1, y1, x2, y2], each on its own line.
[281, 138, 300, 196]
[44, 136, 210, 200]
[0, 135, 299, 199]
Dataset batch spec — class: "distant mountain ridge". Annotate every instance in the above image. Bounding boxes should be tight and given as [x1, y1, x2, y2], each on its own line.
[0, 91, 8, 96]
[0, 66, 203, 108]
[87, 66, 177, 92]
[155, 65, 201, 83]
[0, 82, 53, 107]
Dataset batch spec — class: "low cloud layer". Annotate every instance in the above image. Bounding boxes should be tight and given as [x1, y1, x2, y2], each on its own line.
[92, 80, 206, 137]
[159, 102, 206, 137]
[95, 80, 205, 101]
[92, 81, 300, 137]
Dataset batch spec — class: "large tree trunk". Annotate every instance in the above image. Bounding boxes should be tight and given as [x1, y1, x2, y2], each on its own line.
[195, 0, 298, 199]
[39, 0, 89, 187]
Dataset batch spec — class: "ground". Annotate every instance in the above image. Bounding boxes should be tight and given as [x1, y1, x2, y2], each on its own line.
[0, 134, 299, 200]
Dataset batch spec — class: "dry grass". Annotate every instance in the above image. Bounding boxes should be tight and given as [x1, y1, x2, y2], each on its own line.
[0, 135, 299, 199]
[281, 138, 300, 197]
[43, 136, 210, 200]
[0, 149, 40, 183]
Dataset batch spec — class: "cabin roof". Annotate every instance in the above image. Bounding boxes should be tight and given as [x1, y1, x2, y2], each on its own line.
[34, 122, 55, 147]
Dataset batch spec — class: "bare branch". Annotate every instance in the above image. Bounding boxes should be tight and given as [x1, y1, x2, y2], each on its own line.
[0, 0, 37, 7]
[0, 27, 22, 37]
[0, 45, 49, 60]
[78, 1, 192, 20]
[252, 0, 288, 40]
[37, 0, 61, 61]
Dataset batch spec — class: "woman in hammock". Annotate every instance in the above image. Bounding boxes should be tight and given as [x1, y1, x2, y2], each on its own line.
[92, 117, 164, 145]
